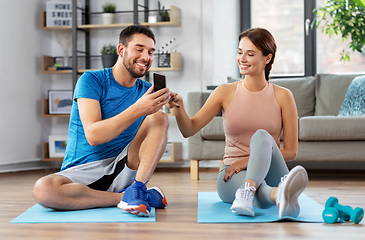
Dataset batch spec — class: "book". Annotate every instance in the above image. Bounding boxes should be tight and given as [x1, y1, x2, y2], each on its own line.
[47, 66, 72, 71]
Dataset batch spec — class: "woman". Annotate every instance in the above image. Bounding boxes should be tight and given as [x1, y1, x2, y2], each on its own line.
[168, 27, 308, 218]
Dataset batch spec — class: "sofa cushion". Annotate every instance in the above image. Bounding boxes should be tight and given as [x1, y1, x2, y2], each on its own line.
[228, 76, 316, 118]
[338, 75, 365, 116]
[299, 116, 365, 141]
[201, 117, 225, 140]
[270, 77, 315, 118]
[227, 76, 243, 83]
[314, 74, 359, 116]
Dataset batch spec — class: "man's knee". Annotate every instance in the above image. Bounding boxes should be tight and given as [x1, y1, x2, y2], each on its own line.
[33, 175, 69, 208]
[146, 111, 169, 129]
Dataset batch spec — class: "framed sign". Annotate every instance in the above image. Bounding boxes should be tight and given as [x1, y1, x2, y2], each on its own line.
[48, 135, 68, 158]
[48, 90, 73, 114]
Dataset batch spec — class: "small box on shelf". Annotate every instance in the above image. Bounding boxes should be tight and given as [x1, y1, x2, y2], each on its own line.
[158, 53, 171, 68]
[149, 52, 182, 72]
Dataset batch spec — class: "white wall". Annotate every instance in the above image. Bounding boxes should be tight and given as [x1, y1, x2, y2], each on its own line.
[0, 0, 240, 171]
[212, 0, 240, 85]
[0, 1, 51, 170]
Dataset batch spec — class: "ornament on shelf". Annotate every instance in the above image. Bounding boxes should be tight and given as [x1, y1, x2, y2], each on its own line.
[52, 31, 72, 67]
[158, 38, 176, 68]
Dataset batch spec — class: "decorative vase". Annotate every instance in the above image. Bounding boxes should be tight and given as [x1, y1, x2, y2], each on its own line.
[157, 15, 170, 22]
[101, 54, 118, 68]
[63, 50, 70, 67]
[101, 13, 115, 25]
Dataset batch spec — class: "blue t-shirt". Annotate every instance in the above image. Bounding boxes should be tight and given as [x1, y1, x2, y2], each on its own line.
[61, 68, 152, 170]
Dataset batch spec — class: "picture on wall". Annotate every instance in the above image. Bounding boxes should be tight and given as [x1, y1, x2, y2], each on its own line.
[48, 90, 73, 114]
[48, 135, 68, 158]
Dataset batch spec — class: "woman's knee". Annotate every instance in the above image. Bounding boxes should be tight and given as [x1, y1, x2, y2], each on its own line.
[252, 129, 270, 139]
[250, 129, 272, 146]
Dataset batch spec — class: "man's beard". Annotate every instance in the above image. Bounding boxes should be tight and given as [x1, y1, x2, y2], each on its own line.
[123, 51, 150, 78]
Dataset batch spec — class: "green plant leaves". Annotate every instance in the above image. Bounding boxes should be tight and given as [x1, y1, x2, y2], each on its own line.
[103, 3, 116, 13]
[354, 0, 365, 8]
[101, 44, 117, 55]
[314, 0, 365, 61]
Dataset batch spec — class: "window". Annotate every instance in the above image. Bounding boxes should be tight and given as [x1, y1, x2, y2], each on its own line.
[251, 0, 305, 77]
[240, 0, 365, 76]
[316, 0, 365, 74]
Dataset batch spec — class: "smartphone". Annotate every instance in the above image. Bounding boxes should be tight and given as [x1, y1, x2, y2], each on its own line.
[153, 72, 166, 92]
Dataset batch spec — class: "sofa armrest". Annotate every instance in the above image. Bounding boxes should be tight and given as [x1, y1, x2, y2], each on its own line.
[187, 92, 225, 161]
[187, 92, 212, 117]
[187, 92, 206, 160]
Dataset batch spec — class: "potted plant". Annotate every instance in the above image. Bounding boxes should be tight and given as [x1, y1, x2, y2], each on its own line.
[101, 3, 116, 25]
[101, 44, 118, 68]
[157, 1, 170, 22]
[313, 0, 365, 61]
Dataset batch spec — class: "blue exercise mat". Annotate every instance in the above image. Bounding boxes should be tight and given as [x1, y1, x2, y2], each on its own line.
[198, 192, 324, 223]
[10, 204, 155, 224]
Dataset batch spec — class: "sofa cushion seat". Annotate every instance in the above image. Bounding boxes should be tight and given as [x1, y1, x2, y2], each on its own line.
[299, 116, 365, 141]
[270, 77, 315, 118]
[201, 117, 225, 140]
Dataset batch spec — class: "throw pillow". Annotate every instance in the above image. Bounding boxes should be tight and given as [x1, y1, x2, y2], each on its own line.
[338, 75, 365, 116]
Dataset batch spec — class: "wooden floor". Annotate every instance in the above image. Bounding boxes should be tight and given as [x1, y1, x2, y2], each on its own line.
[1, 169, 365, 240]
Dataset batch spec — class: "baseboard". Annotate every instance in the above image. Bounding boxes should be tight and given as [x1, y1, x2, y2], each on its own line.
[156, 159, 221, 169]
[0, 160, 61, 174]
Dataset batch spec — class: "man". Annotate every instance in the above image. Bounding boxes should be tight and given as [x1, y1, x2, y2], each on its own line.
[33, 25, 170, 217]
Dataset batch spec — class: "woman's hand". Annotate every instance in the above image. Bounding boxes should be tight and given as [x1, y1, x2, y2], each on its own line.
[223, 157, 249, 182]
[166, 92, 182, 109]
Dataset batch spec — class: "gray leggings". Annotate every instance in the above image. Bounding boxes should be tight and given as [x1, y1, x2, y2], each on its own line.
[217, 129, 289, 209]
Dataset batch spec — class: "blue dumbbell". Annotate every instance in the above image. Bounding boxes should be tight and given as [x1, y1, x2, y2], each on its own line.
[322, 207, 351, 223]
[339, 207, 351, 221]
[325, 197, 364, 224]
[322, 207, 340, 224]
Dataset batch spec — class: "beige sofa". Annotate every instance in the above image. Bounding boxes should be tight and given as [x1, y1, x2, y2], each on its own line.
[187, 74, 365, 180]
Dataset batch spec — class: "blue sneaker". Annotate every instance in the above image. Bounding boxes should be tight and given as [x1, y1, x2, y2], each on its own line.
[117, 178, 151, 217]
[147, 186, 168, 209]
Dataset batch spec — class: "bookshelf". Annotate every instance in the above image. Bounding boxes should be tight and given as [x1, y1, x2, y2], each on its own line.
[41, 2, 182, 162]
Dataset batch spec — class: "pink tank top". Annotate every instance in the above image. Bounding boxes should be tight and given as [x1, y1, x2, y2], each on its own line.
[223, 81, 282, 165]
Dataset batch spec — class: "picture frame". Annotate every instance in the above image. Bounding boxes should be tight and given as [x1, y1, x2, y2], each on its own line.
[48, 90, 73, 114]
[48, 135, 68, 158]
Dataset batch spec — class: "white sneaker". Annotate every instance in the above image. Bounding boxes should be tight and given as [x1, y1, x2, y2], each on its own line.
[276, 165, 308, 218]
[230, 182, 256, 216]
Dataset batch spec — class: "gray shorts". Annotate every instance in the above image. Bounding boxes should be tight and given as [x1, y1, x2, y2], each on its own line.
[54, 145, 136, 193]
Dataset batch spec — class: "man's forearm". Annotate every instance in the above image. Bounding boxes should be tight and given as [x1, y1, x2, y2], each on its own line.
[84, 106, 141, 146]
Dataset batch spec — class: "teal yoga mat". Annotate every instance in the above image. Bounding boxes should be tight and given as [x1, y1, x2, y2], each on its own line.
[198, 192, 324, 223]
[10, 204, 155, 224]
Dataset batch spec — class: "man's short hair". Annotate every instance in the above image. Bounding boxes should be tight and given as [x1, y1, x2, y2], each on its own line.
[119, 24, 156, 46]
